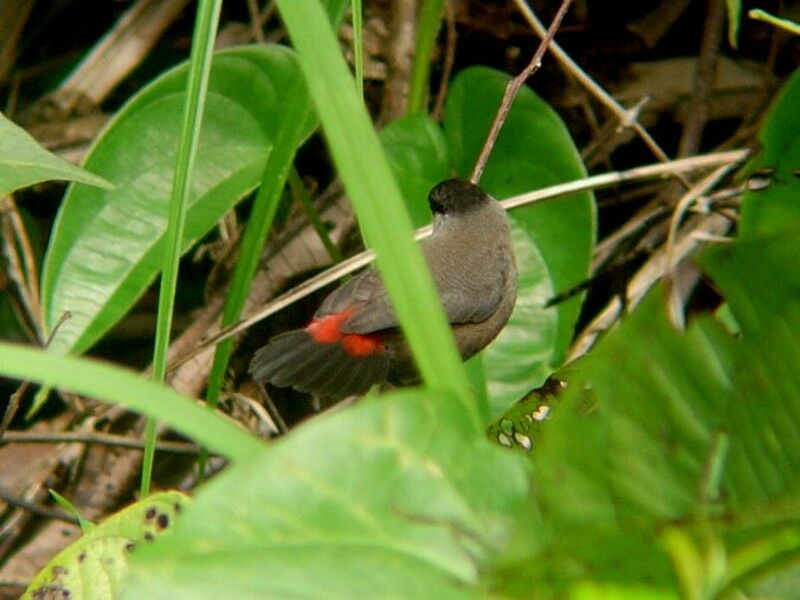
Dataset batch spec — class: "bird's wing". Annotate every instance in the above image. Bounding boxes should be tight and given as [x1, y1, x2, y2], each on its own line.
[318, 246, 506, 335]
[315, 268, 393, 332]
[437, 270, 504, 324]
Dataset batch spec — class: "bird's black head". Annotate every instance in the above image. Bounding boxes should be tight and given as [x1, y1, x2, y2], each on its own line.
[428, 178, 491, 215]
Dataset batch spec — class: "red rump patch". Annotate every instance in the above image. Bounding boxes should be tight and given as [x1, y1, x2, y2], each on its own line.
[306, 308, 385, 357]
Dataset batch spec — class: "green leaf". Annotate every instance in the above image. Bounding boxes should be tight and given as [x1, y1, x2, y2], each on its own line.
[739, 68, 800, 237]
[699, 232, 800, 338]
[0, 342, 264, 460]
[481, 220, 557, 418]
[41, 45, 312, 355]
[444, 66, 595, 398]
[497, 231, 800, 596]
[0, 111, 111, 196]
[700, 233, 800, 507]
[22, 492, 188, 600]
[124, 390, 529, 598]
[381, 113, 450, 227]
[535, 295, 735, 529]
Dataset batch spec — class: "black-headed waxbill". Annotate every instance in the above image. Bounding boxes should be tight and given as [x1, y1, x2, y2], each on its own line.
[249, 178, 517, 398]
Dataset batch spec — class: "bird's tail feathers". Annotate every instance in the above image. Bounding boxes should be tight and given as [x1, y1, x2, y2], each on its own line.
[249, 329, 390, 398]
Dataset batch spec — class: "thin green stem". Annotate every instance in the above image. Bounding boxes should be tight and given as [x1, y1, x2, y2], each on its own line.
[289, 168, 343, 264]
[142, 0, 222, 497]
[407, 0, 445, 115]
[199, 79, 313, 481]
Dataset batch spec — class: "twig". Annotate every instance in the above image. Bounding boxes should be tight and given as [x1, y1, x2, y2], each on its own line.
[665, 164, 737, 280]
[677, 0, 725, 157]
[49, 0, 192, 114]
[432, 0, 457, 121]
[0, 430, 202, 454]
[0, 579, 28, 592]
[168, 149, 748, 370]
[0, 196, 42, 342]
[512, 0, 691, 189]
[499, 150, 747, 211]
[225, 392, 280, 436]
[664, 162, 736, 328]
[4, 197, 40, 322]
[380, 0, 418, 122]
[246, 0, 266, 42]
[470, 0, 573, 183]
[0, 312, 74, 440]
[568, 212, 732, 362]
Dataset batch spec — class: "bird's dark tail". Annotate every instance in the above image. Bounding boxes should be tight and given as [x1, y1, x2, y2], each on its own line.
[249, 328, 391, 399]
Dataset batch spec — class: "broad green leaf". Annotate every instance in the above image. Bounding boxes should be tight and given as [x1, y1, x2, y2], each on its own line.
[535, 296, 735, 528]
[481, 219, 557, 418]
[537, 232, 800, 526]
[125, 390, 529, 598]
[22, 492, 188, 600]
[700, 232, 800, 338]
[494, 232, 800, 596]
[381, 113, 450, 227]
[0, 111, 111, 196]
[444, 66, 595, 402]
[739, 68, 800, 236]
[570, 582, 678, 600]
[700, 234, 800, 507]
[41, 45, 313, 355]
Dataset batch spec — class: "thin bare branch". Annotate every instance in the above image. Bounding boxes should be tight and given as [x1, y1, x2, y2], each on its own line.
[512, 0, 691, 189]
[1, 430, 201, 454]
[432, 0, 457, 120]
[0, 196, 42, 341]
[0, 483, 79, 525]
[677, 0, 725, 158]
[568, 212, 732, 362]
[470, 0, 573, 183]
[246, 0, 266, 42]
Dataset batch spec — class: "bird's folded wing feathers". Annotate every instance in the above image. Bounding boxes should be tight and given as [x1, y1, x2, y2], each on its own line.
[318, 260, 505, 335]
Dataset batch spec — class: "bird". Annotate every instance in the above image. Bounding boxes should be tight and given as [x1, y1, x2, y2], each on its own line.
[249, 178, 517, 399]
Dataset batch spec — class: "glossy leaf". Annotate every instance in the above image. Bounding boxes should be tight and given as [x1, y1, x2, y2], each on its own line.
[444, 66, 595, 403]
[497, 232, 800, 596]
[22, 492, 188, 600]
[381, 112, 450, 227]
[125, 390, 529, 598]
[41, 45, 313, 355]
[481, 219, 557, 417]
[0, 111, 111, 196]
[739, 68, 800, 236]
